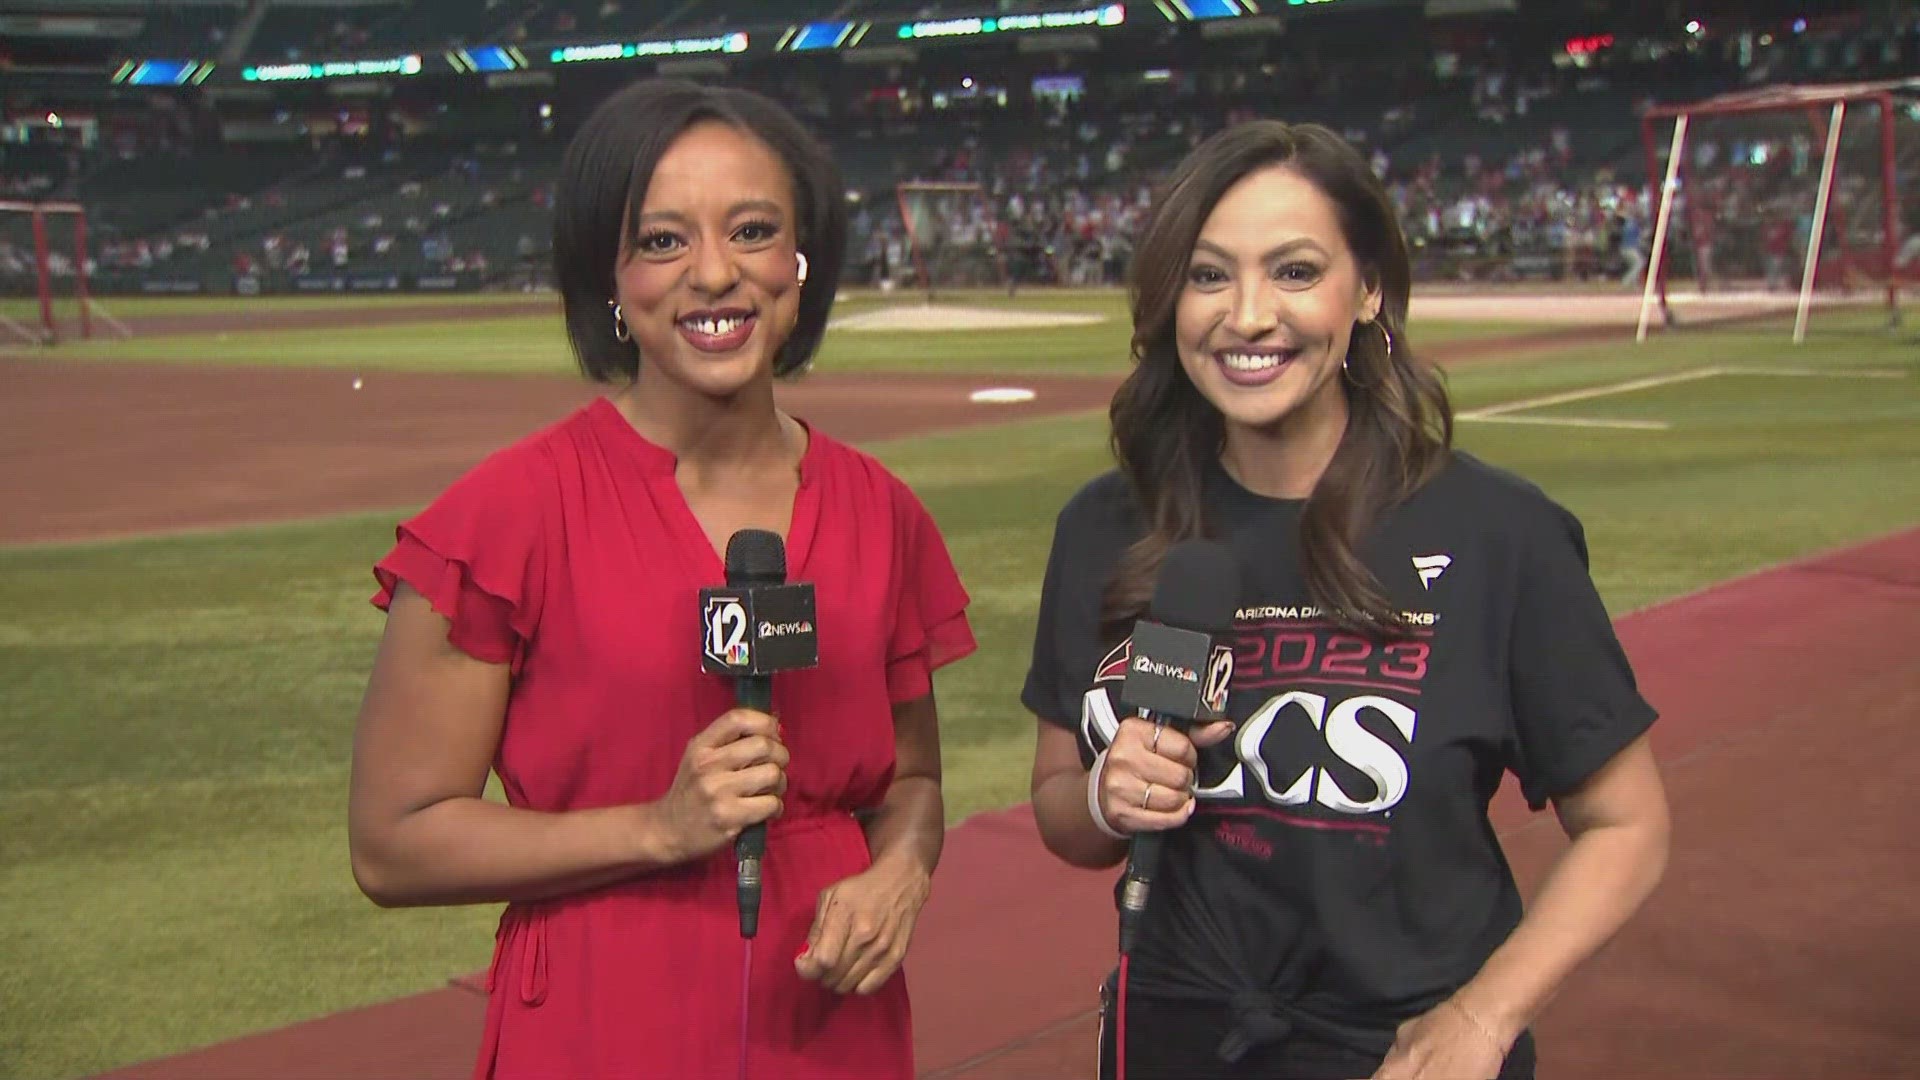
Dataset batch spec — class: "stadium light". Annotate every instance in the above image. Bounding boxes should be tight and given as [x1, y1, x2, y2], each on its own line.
[1168, 0, 1249, 15]
[445, 46, 527, 73]
[778, 20, 869, 51]
[111, 59, 217, 86]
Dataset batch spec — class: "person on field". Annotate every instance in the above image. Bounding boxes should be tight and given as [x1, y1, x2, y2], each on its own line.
[348, 78, 975, 1079]
[1024, 119, 1671, 1080]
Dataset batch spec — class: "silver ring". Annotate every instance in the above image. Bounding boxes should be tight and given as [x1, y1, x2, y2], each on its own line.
[1150, 722, 1164, 753]
[1140, 783, 1154, 809]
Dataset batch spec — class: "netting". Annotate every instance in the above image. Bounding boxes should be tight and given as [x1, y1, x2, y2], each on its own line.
[894, 182, 1007, 297]
[0, 202, 97, 346]
[1640, 88, 1919, 341]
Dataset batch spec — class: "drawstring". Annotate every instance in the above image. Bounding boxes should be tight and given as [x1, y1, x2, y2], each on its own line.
[520, 915, 548, 1006]
[484, 909, 549, 1007]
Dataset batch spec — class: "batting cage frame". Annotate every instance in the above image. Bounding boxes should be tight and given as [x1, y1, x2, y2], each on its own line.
[1637, 78, 1919, 344]
[0, 199, 101, 345]
[893, 181, 1008, 301]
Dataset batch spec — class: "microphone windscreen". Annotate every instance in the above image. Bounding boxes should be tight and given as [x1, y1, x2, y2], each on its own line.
[1149, 540, 1240, 637]
[724, 528, 786, 587]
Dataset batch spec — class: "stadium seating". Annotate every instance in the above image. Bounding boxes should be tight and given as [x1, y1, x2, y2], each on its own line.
[7, 3, 1915, 297]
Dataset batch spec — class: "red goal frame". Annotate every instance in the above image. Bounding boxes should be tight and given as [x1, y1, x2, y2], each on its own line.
[1637, 78, 1916, 343]
[1, 199, 92, 344]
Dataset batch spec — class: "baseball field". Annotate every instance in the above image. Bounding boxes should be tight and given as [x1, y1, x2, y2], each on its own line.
[2, 286, 1915, 1079]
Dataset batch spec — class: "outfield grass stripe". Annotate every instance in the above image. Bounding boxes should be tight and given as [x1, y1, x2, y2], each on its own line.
[1715, 365, 1906, 378]
[1464, 415, 1673, 430]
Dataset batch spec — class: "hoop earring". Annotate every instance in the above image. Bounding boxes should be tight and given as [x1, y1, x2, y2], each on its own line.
[796, 251, 809, 287]
[610, 301, 630, 343]
[1345, 319, 1389, 387]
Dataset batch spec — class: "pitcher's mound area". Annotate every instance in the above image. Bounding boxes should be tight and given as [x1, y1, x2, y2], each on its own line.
[831, 304, 1106, 332]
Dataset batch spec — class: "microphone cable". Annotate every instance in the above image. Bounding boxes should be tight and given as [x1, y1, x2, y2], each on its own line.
[737, 937, 754, 1080]
[1103, 538, 1238, 1080]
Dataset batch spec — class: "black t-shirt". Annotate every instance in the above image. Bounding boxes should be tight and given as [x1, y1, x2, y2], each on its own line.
[1022, 452, 1656, 1066]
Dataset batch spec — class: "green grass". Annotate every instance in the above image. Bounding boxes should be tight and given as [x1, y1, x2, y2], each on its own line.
[0, 291, 551, 323]
[3, 307, 1918, 1077]
[60, 314, 580, 375]
[28, 290, 1546, 376]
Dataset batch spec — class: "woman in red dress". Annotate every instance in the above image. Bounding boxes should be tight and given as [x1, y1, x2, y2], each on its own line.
[347, 78, 976, 1079]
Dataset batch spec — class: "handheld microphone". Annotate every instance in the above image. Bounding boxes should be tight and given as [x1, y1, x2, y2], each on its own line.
[700, 529, 819, 939]
[1114, 539, 1239, 956]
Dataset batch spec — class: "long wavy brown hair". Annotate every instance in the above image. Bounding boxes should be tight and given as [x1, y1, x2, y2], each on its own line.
[1103, 121, 1453, 641]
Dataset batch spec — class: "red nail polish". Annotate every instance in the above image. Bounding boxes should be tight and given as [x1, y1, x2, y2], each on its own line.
[797, 944, 810, 958]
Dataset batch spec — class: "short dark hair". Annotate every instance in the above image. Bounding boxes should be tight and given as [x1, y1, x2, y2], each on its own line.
[552, 78, 847, 383]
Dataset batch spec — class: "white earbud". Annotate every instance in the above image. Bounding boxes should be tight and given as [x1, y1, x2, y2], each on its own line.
[796, 251, 809, 287]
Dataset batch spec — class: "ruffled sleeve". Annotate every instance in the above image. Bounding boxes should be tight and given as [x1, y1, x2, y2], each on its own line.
[884, 481, 977, 704]
[370, 445, 548, 674]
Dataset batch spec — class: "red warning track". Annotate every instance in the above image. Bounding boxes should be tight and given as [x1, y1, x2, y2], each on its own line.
[0, 360, 1116, 545]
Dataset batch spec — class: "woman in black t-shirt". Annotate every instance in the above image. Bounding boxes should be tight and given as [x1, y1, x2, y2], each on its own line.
[1023, 121, 1671, 1080]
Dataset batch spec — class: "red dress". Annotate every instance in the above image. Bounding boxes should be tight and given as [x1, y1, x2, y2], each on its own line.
[370, 396, 976, 1079]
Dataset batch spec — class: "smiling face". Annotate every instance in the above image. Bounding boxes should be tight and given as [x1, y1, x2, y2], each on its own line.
[614, 119, 804, 400]
[1173, 164, 1382, 438]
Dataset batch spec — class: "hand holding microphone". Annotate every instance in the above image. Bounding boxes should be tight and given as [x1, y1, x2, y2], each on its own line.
[700, 528, 819, 939]
[655, 707, 789, 864]
[1107, 539, 1240, 955]
[1092, 714, 1235, 835]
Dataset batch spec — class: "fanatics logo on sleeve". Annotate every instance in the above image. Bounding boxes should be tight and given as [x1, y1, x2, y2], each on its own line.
[1412, 553, 1452, 590]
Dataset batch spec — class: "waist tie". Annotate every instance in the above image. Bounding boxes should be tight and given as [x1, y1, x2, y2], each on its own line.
[1217, 991, 1293, 1064]
[1213, 990, 1392, 1065]
[485, 908, 548, 1007]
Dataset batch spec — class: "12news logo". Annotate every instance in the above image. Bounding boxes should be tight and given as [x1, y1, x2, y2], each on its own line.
[705, 596, 752, 667]
[698, 585, 820, 676]
[1121, 626, 1236, 718]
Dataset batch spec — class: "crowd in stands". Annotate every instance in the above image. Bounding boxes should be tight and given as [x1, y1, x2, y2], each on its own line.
[6, 5, 1920, 299]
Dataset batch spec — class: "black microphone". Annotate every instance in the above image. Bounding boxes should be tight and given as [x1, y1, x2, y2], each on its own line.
[1114, 539, 1239, 956]
[700, 529, 819, 939]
